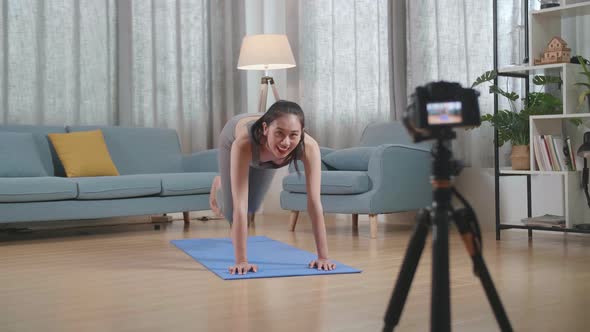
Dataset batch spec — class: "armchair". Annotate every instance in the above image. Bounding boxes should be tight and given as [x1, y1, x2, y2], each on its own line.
[280, 121, 432, 238]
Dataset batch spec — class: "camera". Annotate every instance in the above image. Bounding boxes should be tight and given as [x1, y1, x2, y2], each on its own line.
[404, 81, 480, 141]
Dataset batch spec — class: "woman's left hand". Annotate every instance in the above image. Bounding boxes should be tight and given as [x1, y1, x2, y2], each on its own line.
[309, 258, 336, 271]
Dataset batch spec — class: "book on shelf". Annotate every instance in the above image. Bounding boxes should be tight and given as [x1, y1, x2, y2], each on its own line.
[533, 135, 579, 171]
[521, 214, 565, 228]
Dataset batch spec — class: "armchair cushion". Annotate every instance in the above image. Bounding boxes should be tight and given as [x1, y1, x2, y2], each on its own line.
[322, 147, 377, 171]
[283, 171, 371, 195]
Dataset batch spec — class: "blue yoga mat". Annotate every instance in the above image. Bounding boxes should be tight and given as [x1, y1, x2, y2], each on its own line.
[171, 236, 362, 280]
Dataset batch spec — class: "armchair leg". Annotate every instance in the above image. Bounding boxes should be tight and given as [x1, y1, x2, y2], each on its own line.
[369, 214, 378, 239]
[352, 214, 359, 229]
[183, 211, 190, 225]
[289, 211, 300, 231]
[248, 213, 256, 227]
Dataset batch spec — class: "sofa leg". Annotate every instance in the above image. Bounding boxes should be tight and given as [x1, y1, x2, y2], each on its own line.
[352, 214, 359, 229]
[369, 214, 378, 239]
[289, 211, 299, 231]
[248, 213, 255, 227]
[183, 211, 190, 225]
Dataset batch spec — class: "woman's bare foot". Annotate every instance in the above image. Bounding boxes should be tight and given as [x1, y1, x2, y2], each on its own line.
[209, 176, 223, 217]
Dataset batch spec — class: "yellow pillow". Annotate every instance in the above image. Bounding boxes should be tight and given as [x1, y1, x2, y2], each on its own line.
[48, 130, 119, 177]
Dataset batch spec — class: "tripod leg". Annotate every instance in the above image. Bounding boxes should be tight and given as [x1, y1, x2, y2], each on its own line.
[431, 206, 451, 332]
[383, 209, 431, 332]
[454, 209, 513, 332]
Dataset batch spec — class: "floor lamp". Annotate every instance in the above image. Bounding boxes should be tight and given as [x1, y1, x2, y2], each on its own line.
[237, 34, 296, 113]
[236, 34, 296, 225]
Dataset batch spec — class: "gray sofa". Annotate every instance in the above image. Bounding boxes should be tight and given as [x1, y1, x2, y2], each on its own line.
[0, 125, 218, 225]
[281, 121, 432, 238]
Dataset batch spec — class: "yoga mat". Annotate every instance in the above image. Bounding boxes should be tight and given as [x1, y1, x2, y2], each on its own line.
[171, 235, 362, 280]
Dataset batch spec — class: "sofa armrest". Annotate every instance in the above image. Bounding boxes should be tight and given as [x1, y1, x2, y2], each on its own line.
[288, 146, 335, 173]
[366, 144, 432, 212]
[183, 149, 219, 173]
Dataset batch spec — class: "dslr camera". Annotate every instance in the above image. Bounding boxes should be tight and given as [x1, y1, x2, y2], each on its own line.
[403, 81, 480, 142]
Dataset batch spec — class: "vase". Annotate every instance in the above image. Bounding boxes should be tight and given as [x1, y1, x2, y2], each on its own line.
[511, 145, 530, 170]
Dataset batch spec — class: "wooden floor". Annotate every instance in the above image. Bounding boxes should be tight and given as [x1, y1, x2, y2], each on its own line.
[0, 213, 589, 332]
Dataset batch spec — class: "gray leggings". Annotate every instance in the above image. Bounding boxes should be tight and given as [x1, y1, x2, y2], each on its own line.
[217, 116, 276, 224]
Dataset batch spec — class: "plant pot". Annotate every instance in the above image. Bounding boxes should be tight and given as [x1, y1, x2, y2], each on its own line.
[511, 145, 530, 170]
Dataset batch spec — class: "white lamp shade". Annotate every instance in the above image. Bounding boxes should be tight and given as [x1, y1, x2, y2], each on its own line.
[237, 34, 296, 70]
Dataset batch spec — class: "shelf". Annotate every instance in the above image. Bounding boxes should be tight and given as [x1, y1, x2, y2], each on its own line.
[498, 223, 590, 234]
[531, 2, 590, 18]
[499, 168, 575, 175]
[530, 113, 590, 120]
[498, 63, 579, 74]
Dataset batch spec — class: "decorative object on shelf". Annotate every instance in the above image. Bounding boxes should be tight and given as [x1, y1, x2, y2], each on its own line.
[511, 145, 530, 170]
[539, 0, 560, 9]
[534, 36, 571, 65]
[576, 132, 590, 207]
[237, 34, 296, 113]
[472, 70, 563, 170]
[573, 55, 590, 112]
[575, 131, 590, 231]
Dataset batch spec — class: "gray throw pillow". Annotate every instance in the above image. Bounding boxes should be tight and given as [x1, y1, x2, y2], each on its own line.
[0, 132, 48, 177]
[322, 147, 377, 171]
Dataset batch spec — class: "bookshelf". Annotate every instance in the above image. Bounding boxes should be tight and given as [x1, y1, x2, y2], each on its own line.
[493, 0, 590, 239]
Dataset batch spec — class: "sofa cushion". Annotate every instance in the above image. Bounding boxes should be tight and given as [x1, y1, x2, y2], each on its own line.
[0, 177, 77, 202]
[0, 132, 48, 177]
[160, 172, 218, 196]
[67, 126, 183, 175]
[48, 130, 120, 177]
[0, 125, 67, 176]
[322, 147, 376, 171]
[283, 171, 371, 195]
[73, 175, 162, 200]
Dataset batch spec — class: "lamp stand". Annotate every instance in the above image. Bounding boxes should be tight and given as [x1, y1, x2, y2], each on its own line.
[258, 75, 281, 113]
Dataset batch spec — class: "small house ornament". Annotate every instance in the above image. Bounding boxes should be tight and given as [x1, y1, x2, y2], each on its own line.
[534, 36, 571, 65]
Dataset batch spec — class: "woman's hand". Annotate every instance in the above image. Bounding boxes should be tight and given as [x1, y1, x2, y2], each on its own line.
[229, 262, 258, 275]
[309, 258, 336, 271]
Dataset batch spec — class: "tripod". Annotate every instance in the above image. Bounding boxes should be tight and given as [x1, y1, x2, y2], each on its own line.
[382, 129, 513, 332]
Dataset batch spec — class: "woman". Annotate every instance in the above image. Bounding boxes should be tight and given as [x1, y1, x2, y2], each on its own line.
[209, 100, 336, 275]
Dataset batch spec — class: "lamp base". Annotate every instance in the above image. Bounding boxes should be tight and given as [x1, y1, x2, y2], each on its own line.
[258, 76, 281, 113]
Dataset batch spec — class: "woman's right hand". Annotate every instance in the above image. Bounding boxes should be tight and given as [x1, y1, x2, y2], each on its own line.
[229, 262, 258, 275]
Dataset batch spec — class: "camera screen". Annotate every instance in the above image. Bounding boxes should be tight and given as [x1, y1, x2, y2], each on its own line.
[426, 101, 463, 125]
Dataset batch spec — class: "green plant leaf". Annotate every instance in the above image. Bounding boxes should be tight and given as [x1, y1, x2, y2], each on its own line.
[579, 90, 590, 106]
[472, 70, 497, 88]
[532, 75, 562, 85]
[574, 82, 590, 89]
[523, 92, 562, 115]
[481, 109, 529, 146]
[489, 85, 519, 101]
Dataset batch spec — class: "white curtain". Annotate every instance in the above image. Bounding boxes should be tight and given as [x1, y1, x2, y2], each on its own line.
[285, 0, 392, 149]
[0, 0, 245, 153]
[118, 0, 246, 152]
[406, 0, 495, 167]
[0, 0, 117, 126]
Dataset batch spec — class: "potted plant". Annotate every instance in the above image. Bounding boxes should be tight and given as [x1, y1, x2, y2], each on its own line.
[472, 71, 563, 170]
[574, 55, 590, 112]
